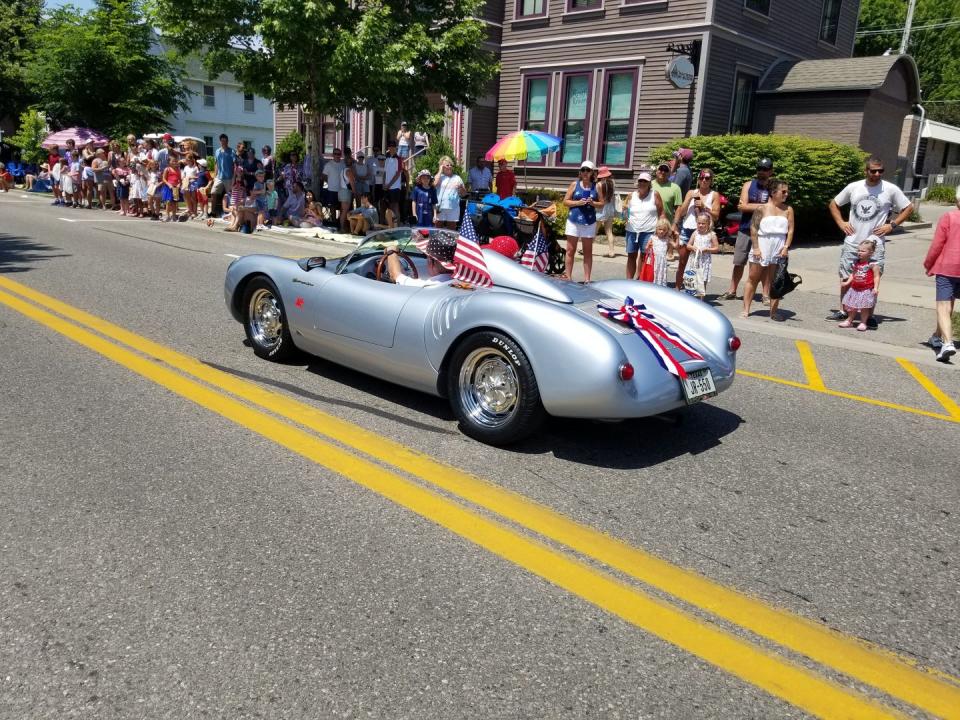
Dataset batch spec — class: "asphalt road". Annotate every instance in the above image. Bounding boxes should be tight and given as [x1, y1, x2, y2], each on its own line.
[1, 193, 958, 720]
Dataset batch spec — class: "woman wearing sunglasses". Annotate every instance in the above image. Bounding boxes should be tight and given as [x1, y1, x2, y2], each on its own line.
[563, 160, 605, 283]
[673, 168, 720, 290]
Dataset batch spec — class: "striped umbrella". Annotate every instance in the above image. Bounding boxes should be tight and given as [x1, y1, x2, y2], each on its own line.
[485, 130, 562, 162]
[42, 127, 110, 149]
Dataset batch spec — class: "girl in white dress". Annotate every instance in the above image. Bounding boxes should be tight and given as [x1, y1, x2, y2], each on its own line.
[743, 179, 794, 320]
[651, 218, 676, 286]
[688, 212, 719, 298]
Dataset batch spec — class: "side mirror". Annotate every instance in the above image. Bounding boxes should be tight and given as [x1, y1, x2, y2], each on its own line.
[297, 256, 326, 271]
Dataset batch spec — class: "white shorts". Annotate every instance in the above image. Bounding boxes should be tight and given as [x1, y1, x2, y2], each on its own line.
[437, 207, 460, 223]
[565, 220, 597, 238]
[61, 175, 74, 194]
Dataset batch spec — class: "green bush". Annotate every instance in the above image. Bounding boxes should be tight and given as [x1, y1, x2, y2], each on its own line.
[206, 155, 216, 171]
[650, 134, 867, 234]
[926, 184, 958, 203]
[276, 130, 306, 163]
[9, 108, 48, 165]
[412, 135, 464, 179]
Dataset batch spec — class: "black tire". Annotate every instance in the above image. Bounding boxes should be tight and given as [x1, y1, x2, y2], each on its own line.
[242, 276, 297, 361]
[447, 331, 545, 445]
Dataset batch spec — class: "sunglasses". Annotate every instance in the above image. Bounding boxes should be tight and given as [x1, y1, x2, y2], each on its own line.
[579, 167, 592, 172]
[700, 175, 712, 180]
[867, 168, 884, 174]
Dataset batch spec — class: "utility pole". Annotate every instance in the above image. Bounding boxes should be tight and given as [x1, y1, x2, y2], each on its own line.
[899, 0, 918, 54]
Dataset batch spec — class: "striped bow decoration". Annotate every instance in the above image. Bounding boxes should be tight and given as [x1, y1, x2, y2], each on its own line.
[597, 296, 704, 380]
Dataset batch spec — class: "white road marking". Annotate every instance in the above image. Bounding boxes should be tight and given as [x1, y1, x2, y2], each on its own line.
[58, 217, 76, 223]
[224, 253, 241, 258]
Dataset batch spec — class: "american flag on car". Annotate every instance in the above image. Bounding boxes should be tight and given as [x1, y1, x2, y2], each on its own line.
[521, 225, 549, 273]
[454, 215, 492, 288]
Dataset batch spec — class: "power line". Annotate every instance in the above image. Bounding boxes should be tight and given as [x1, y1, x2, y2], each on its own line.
[856, 18, 960, 36]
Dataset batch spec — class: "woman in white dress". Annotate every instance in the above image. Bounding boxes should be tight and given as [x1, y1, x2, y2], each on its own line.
[743, 179, 794, 320]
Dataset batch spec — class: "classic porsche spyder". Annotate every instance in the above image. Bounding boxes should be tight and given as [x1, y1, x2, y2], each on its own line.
[224, 228, 739, 445]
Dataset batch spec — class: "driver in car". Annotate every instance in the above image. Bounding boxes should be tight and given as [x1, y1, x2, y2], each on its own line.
[383, 230, 456, 287]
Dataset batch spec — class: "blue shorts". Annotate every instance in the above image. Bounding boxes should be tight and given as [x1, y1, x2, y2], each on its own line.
[678, 227, 694, 245]
[935, 275, 960, 302]
[625, 231, 653, 255]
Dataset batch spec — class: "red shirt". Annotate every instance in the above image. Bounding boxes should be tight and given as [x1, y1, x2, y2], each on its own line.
[163, 167, 181, 187]
[48, 152, 61, 169]
[850, 261, 875, 291]
[924, 208, 960, 278]
[496, 168, 516, 199]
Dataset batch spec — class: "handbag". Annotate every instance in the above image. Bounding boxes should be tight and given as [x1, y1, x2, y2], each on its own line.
[613, 193, 623, 214]
[682, 249, 706, 295]
[639, 247, 655, 282]
[771, 260, 802, 299]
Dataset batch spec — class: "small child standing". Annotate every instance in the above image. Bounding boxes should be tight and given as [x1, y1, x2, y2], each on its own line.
[146, 160, 160, 219]
[263, 179, 278, 227]
[160, 156, 181, 222]
[839, 238, 880, 331]
[81, 157, 96, 208]
[410, 169, 438, 227]
[650, 217, 677, 286]
[687, 211, 719, 299]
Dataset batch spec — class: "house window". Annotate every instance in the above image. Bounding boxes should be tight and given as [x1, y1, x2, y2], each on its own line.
[743, 0, 770, 15]
[322, 120, 337, 154]
[522, 76, 550, 133]
[599, 70, 637, 167]
[243, 92, 255, 112]
[730, 73, 758, 134]
[819, 0, 841, 44]
[568, 0, 601, 10]
[516, 0, 546, 17]
[203, 136, 214, 154]
[203, 84, 215, 107]
[559, 73, 592, 165]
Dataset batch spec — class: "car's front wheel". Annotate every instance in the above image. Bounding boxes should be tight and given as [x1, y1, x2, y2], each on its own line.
[243, 276, 297, 361]
[447, 331, 545, 445]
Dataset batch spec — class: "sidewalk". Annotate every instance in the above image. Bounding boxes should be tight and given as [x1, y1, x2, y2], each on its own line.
[580, 202, 952, 310]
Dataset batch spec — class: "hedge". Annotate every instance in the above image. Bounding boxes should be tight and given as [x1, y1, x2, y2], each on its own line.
[650, 134, 867, 234]
[926, 184, 958, 203]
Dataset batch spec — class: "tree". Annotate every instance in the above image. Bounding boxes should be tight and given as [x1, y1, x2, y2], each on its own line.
[276, 130, 306, 164]
[9, 108, 48, 164]
[0, 0, 42, 122]
[148, 0, 499, 188]
[855, 0, 960, 124]
[25, 0, 189, 137]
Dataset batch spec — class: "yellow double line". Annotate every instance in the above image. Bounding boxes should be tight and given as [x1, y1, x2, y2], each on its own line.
[1, 274, 958, 719]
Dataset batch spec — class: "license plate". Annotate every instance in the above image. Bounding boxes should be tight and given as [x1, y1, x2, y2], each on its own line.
[681, 368, 717, 404]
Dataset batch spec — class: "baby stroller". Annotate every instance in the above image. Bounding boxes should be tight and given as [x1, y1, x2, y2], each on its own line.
[513, 202, 565, 276]
[470, 193, 519, 241]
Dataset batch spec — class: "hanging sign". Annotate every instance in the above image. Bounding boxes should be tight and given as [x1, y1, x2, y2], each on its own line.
[666, 56, 696, 89]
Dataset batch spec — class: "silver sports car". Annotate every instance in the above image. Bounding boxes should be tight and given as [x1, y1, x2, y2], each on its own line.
[224, 228, 739, 445]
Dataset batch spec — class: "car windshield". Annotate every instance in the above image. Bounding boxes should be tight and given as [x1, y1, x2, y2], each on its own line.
[335, 228, 428, 274]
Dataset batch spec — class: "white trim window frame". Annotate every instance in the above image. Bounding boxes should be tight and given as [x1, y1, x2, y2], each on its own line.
[243, 92, 255, 113]
[202, 84, 215, 108]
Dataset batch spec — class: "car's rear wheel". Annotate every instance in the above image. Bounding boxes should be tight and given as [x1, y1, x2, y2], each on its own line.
[243, 276, 297, 361]
[447, 331, 544, 445]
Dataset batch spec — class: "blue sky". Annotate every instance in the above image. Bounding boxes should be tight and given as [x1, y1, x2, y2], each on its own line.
[48, 0, 97, 10]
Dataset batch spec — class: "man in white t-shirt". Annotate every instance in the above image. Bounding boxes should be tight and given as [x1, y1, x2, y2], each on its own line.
[322, 148, 345, 226]
[383, 230, 456, 287]
[828, 156, 913, 323]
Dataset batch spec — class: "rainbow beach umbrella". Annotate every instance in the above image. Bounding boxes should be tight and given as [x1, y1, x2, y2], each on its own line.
[485, 130, 562, 162]
[485, 130, 563, 195]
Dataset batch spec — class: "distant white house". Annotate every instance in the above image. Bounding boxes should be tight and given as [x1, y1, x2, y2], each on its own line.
[154, 36, 274, 157]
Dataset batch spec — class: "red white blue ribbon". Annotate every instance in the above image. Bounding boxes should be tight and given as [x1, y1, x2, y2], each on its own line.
[598, 296, 704, 380]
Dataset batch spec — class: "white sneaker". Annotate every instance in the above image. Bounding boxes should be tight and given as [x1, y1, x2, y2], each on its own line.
[937, 343, 956, 362]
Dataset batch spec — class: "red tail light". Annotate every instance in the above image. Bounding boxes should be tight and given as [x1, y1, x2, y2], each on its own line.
[729, 336, 741, 352]
[618, 363, 635, 381]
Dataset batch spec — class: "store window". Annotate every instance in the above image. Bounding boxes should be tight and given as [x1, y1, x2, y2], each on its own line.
[559, 73, 591, 165]
[599, 70, 637, 167]
[819, 0, 841, 44]
[516, 0, 546, 17]
[743, 0, 770, 15]
[730, 72, 758, 134]
[203, 84, 215, 108]
[243, 92, 255, 112]
[521, 76, 550, 133]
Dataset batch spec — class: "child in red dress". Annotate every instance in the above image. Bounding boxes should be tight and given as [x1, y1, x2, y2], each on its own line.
[839, 238, 881, 331]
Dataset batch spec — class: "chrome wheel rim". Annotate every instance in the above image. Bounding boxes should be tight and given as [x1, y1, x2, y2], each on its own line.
[458, 348, 520, 428]
[249, 288, 283, 348]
